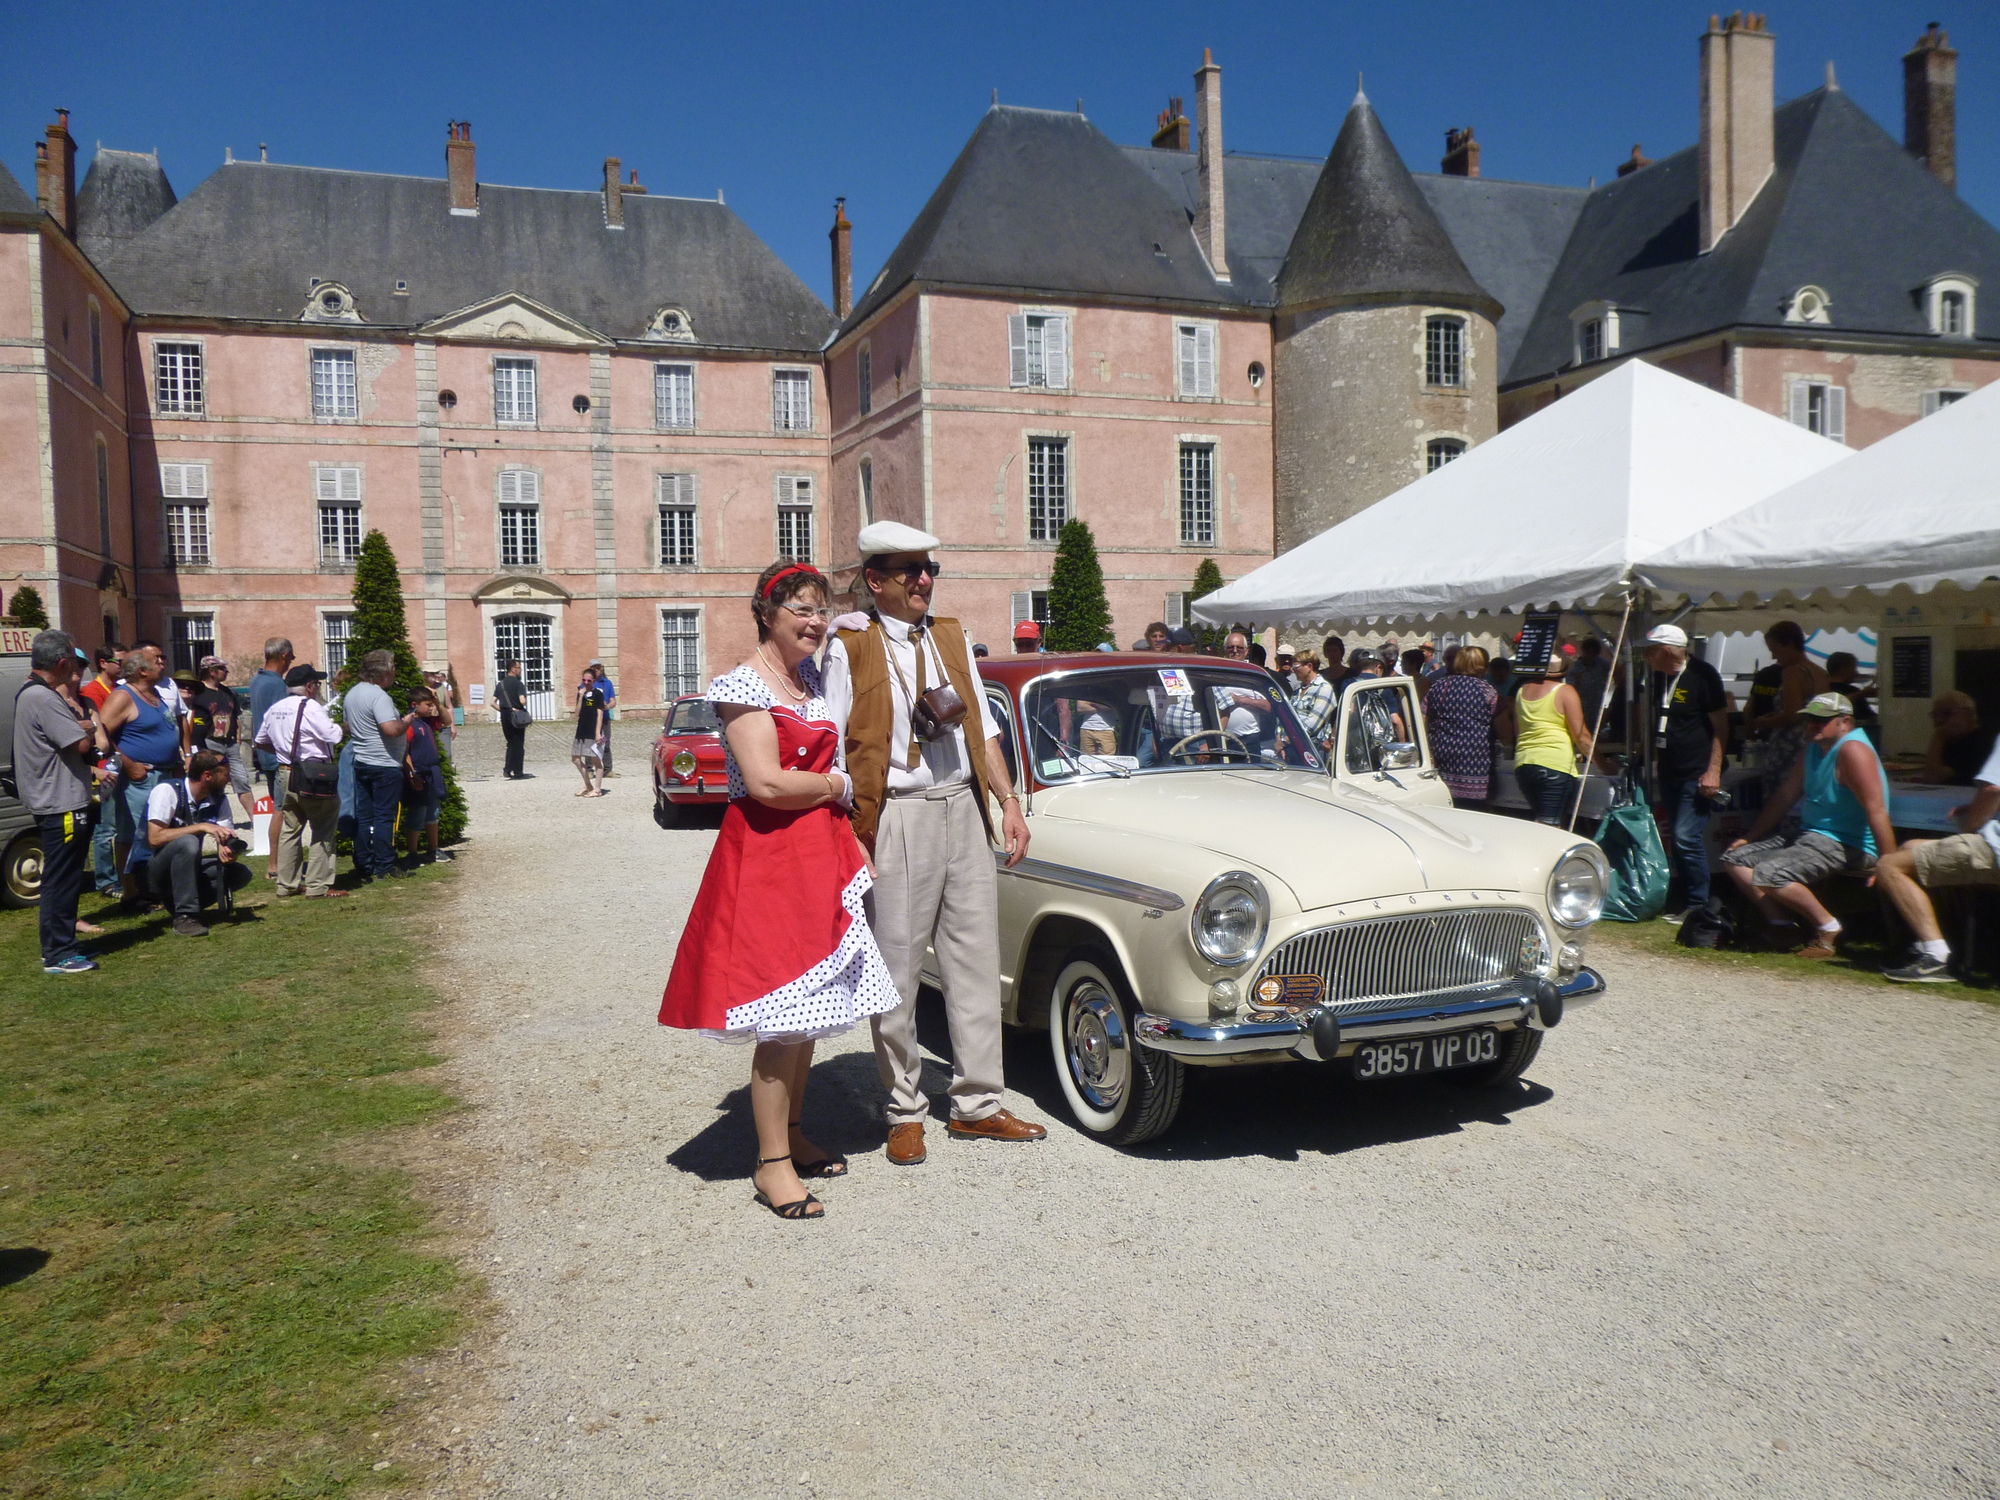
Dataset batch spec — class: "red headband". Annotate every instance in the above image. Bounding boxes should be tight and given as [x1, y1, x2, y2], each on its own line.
[761, 564, 818, 599]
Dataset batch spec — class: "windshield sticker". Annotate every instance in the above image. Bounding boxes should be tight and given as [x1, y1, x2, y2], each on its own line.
[1157, 668, 1194, 698]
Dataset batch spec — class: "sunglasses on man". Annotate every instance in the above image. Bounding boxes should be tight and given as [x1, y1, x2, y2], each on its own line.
[875, 559, 943, 582]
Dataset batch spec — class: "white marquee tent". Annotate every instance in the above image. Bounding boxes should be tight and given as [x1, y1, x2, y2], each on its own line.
[1640, 377, 2000, 604]
[1192, 360, 1848, 632]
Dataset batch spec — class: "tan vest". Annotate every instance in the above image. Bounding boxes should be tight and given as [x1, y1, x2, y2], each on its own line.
[835, 614, 993, 854]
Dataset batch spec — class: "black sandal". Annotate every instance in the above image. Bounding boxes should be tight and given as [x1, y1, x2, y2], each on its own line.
[789, 1120, 848, 1179]
[752, 1154, 823, 1220]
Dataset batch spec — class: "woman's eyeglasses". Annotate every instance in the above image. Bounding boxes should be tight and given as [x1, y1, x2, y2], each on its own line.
[779, 603, 834, 623]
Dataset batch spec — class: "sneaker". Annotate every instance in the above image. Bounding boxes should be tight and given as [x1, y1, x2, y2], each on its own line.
[43, 954, 99, 974]
[1660, 907, 1692, 926]
[1883, 953, 1955, 983]
[433, 849, 455, 863]
[171, 914, 209, 937]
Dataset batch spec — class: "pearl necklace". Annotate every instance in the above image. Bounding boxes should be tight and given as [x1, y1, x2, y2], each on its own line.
[758, 643, 809, 703]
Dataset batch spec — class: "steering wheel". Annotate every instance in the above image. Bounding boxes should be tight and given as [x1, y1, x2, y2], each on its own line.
[1165, 730, 1252, 763]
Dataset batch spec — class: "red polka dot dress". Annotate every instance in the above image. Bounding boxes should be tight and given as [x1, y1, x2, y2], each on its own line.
[658, 663, 900, 1042]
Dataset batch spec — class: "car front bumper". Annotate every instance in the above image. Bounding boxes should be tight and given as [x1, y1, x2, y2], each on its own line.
[1131, 967, 1605, 1061]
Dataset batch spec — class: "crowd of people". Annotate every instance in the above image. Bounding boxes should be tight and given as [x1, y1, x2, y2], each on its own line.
[13, 630, 453, 975]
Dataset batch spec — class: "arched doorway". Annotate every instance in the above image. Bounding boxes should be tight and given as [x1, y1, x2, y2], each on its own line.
[493, 612, 556, 720]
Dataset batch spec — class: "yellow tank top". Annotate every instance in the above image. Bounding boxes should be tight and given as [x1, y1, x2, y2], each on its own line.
[1514, 685, 1577, 774]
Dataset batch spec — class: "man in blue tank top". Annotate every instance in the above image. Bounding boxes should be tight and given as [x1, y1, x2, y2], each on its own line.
[1722, 693, 1896, 960]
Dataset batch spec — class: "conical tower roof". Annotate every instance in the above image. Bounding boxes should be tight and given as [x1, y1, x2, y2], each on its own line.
[1276, 92, 1500, 317]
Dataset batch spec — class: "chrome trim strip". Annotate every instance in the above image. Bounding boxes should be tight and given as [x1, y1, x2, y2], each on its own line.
[1558, 966, 1605, 1006]
[993, 853, 1186, 912]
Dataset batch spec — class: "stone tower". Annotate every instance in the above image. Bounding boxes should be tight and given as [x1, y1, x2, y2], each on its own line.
[1272, 91, 1502, 552]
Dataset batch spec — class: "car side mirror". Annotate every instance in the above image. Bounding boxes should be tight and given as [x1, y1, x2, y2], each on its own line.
[1379, 741, 1421, 771]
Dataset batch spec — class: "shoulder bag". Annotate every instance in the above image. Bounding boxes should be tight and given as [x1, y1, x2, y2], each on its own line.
[288, 697, 339, 799]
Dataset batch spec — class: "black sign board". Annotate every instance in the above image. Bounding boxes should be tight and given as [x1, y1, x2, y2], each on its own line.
[1891, 636, 1933, 699]
[1513, 611, 1563, 674]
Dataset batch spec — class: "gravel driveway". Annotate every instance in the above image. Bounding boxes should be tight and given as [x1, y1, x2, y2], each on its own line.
[427, 772, 2000, 1499]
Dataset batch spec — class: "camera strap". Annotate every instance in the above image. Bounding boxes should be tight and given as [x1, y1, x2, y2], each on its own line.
[878, 616, 932, 770]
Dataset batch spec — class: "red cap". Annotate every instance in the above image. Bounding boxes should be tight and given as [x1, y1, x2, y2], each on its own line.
[1013, 620, 1042, 640]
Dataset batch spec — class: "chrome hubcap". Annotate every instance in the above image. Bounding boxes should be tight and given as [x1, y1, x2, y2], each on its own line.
[1065, 981, 1129, 1112]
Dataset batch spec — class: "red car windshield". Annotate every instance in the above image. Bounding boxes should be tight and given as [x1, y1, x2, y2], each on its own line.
[666, 700, 719, 736]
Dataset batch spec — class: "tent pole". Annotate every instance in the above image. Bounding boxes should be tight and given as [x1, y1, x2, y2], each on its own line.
[1568, 590, 1635, 833]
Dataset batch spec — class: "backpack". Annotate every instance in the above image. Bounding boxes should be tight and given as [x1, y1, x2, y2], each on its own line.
[1676, 895, 1737, 950]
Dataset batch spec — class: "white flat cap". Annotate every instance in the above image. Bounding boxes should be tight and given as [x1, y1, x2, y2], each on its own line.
[1645, 624, 1689, 648]
[858, 520, 939, 556]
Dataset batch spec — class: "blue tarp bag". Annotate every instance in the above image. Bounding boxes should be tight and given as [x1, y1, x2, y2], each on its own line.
[1594, 781, 1670, 922]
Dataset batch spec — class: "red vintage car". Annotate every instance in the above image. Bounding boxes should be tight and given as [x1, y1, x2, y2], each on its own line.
[651, 694, 729, 827]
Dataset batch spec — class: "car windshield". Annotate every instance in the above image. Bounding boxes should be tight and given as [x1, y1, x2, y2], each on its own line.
[1022, 665, 1325, 781]
[667, 700, 719, 736]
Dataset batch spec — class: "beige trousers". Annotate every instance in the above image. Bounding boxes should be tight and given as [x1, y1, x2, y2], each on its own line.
[866, 782, 1005, 1124]
[272, 767, 339, 896]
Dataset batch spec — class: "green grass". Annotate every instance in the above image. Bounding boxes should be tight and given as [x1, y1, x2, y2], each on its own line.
[0, 861, 471, 1496]
[1592, 909, 1999, 1002]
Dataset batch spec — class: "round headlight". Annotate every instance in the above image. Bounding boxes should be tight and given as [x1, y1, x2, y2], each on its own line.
[1548, 845, 1607, 929]
[1191, 872, 1269, 967]
[671, 750, 698, 778]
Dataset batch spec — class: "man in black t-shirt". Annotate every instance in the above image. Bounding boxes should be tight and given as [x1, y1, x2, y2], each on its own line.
[1644, 624, 1732, 921]
[190, 656, 251, 804]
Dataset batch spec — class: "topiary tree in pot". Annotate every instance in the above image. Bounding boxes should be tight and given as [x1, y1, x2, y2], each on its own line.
[1045, 518, 1113, 652]
[1187, 558, 1225, 652]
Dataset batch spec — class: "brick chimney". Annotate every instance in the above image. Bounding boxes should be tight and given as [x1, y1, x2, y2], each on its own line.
[1152, 97, 1190, 151]
[35, 109, 76, 236]
[830, 198, 852, 319]
[1699, 13, 1776, 253]
[1904, 22, 1957, 190]
[604, 156, 625, 227]
[1193, 48, 1228, 281]
[446, 121, 477, 216]
[1440, 127, 1480, 178]
[1617, 143, 1653, 177]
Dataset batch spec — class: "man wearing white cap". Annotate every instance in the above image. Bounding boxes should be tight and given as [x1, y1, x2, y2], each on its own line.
[1642, 623, 1731, 921]
[822, 521, 1045, 1164]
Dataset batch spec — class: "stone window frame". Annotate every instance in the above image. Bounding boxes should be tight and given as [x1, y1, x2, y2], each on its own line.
[1175, 432, 1220, 547]
[312, 462, 366, 568]
[659, 604, 706, 704]
[151, 337, 207, 418]
[316, 605, 358, 678]
[1423, 434, 1470, 475]
[1920, 388, 1971, 418]
[1422, 314, 1468, 391]
[1921, 274, 1977, 340]
[857, 341, 873, 418]
[774, 473, 816, 562]
[159, 460, 211, 566]
[1785, 378, 1846, 444]
[1174, 319, 1220, 401]
[1022, 428, 1074, 544]
[496, 466, 545, 568]
[772, 367, 815, 433]
[94, 434, 112, 558]
[858, 454, 874, 528]
[1009, 308, 1072, 391]
[1569, 301, 1621, 366]
[86, 296, 104, 388]
[308, 344, 361, 423]
[492, 354, 540, 428]
[653, 361, 696, 431]
[656, 471, 698, 569]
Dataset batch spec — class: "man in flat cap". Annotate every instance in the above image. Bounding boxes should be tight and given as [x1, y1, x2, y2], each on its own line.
[822, 520, 1045, 1164]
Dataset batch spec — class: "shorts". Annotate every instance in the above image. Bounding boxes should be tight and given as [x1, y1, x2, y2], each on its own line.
[1722, 829, 1872, 888]
[1909, 831, 2000, 889]
[572, 738, 604, 762]
[401, 787, 442, 827]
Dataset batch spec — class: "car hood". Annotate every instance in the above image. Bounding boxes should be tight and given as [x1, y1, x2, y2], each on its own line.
[1034, 771, 1543, 910]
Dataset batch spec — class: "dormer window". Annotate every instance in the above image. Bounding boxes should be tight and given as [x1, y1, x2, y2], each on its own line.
[1920, 275, 1977, 339]
[1784, 285, 1832, 325]
[648, 306, 696, 342]
[302, 283, 359, 323]
[1570, 301, 1620, 365]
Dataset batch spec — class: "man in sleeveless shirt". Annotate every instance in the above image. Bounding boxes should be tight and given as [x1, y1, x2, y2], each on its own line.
[821, 521, 1046, 1165]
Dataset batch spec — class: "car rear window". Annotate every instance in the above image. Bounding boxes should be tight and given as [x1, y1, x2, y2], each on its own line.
[667, 700, 719, 735]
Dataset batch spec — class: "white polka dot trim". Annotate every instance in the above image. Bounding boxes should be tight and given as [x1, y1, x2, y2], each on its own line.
[700, 865, 902, 1044]
[706, 663, 836, 802]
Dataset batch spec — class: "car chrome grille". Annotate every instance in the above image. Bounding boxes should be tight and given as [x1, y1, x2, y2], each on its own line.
[1254, 909, 1542, 1016]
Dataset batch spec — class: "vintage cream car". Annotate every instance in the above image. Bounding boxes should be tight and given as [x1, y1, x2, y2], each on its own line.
[960, 653, 1608, 1144]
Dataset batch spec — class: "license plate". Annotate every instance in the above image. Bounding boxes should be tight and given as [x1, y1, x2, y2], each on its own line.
[1352, 1027, 1500, 1080]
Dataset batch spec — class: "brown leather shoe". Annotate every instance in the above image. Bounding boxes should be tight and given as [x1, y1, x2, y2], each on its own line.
[1796, 940, 1839, 961]
[885, 1121, 926, 1166]
[947, 1108, 1047, 1143]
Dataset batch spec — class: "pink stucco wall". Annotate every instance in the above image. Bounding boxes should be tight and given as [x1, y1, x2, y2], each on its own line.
[829, 290, 1275, 649]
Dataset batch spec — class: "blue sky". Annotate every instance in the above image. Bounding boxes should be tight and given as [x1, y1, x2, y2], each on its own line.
[5, 1, 1994, 309]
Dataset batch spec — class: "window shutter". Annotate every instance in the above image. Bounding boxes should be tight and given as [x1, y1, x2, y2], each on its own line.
[1011, 592, 1032, 626]
[1044, 315, 1070, 389]
[1178, 326, 1197, 395]
[1825, 385, 1846, 444]
[1921, 390, 1940, 418]
[1787, 380, 1809, 429]
[1008, 315, 1029, 387]
[793, 475, 813, 503]
[1165, 592, 1185, 628]
[1194, 324, 1216, 396]
[161, 463, 183, 499]
[499, 469, 538, 505]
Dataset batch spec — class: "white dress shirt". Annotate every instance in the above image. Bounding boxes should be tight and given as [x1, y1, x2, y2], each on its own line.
[821, 613, 998, 795]
[252, 694, 344, 763]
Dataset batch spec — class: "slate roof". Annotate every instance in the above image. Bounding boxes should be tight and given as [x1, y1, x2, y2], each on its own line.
[843, 105, 1246, 332]
[1121, 146, 1319, 305]
[1507, 87, 2000, 385]
[76, 148, 177, 263]
[0, 156, 40, 223]
[97, 162, 834, 352]
[1275, 94, 1500, 319]
[1415, 175, 1587, 374]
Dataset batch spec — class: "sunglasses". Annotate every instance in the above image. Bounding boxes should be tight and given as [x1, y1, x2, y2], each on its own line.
[877, 560, 943, 582]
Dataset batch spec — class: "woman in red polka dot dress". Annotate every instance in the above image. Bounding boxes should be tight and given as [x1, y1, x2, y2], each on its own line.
[660, 562, 898, 1220]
